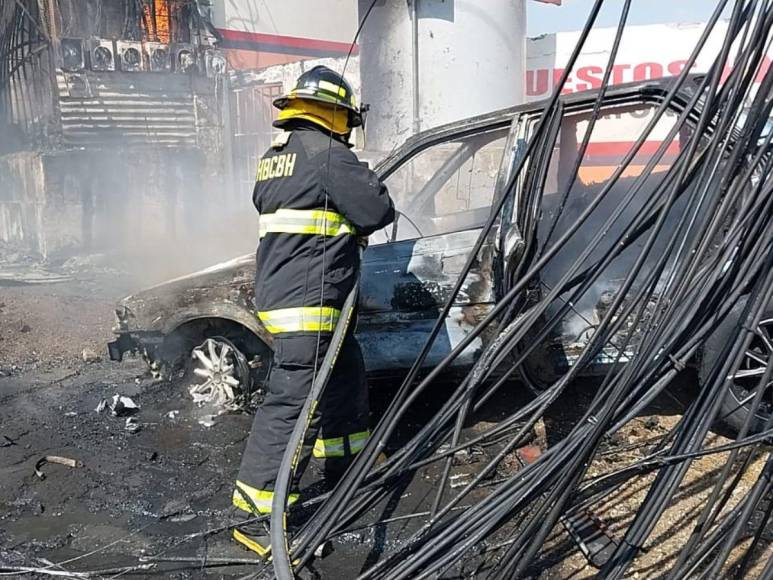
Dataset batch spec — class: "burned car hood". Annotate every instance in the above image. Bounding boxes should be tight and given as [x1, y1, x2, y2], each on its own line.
[117, 254, 258, 335]
[139, 254, 256, 292]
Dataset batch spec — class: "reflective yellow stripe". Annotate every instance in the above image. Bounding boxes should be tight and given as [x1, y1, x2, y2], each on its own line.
[313, 430, 370, 458]
[258, 209, 355, 238]
[318, 79, 347, 97]
[257, 306, 341, 334]
[233, 480, 299, 514]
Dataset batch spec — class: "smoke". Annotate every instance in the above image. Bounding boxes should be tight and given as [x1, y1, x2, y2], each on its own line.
[89, 147, 258, 288]
[0, 145, 259, 290]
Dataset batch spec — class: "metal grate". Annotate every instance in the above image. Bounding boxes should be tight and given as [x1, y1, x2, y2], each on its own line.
[56, 70, 197, 147]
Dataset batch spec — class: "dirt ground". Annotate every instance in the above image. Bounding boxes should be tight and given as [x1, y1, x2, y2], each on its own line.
[535, 386, 773, 579]
[1, 269, 772, 579]
[0, 280, 117, 374]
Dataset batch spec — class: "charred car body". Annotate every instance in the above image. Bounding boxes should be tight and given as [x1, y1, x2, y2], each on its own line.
[108, 77, 773, 431]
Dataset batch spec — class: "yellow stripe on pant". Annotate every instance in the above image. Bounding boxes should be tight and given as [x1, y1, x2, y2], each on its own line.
[257, 306, 341, 334]
[313, 430, 370, 458]
[233, 480, 299, 514]
[258, 209, 354, 238]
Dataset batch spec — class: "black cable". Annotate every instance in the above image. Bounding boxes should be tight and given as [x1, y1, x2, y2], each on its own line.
[270, 1, 773, 577]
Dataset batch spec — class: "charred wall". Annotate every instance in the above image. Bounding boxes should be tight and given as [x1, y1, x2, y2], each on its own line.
[0, 0, 229, 260]
[0, 1, 57, 154]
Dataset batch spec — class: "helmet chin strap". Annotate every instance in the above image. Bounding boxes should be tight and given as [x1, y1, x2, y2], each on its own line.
[338, 131, 354, 148]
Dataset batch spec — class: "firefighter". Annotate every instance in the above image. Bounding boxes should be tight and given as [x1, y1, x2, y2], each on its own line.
[232, 65, 395, 557]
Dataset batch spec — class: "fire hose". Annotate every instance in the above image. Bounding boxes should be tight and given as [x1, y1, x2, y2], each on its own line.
[269, 249, 362, 580]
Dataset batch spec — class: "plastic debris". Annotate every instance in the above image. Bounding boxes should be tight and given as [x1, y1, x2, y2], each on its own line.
[81, 348, 101, 364]
[109, 395, 139, 417]
[169, 513, 197, 523]
[124, 417, 141, 434]
[34, 455, 83, 480]
[198, 415, 216, 428]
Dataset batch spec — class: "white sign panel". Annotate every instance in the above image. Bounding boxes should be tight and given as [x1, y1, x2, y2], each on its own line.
[526, 21, 770, 101]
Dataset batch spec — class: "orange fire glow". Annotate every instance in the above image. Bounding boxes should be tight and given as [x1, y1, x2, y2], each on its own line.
[143, 0, 171, 43]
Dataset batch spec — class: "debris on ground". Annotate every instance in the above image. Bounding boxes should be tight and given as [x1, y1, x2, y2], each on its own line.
[33, 456, 83, 480]
[108, 395, 139, 417]
[61, 253, 123, 276]
[80, 348, 101, 364]
[198, 415, 217, 428]
[160, 499, 190, 518]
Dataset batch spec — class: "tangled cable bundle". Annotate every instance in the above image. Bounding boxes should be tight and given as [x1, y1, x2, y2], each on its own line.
[263, 1, 773, 578]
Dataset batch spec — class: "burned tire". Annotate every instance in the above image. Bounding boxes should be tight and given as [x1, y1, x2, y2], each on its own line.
[701, 299, 773, 434]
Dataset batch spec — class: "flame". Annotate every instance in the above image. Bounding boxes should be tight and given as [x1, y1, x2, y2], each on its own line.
[143, 0, 171, 43]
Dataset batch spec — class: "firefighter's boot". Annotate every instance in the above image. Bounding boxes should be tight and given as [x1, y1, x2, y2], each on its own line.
[233, 520, 272, 559]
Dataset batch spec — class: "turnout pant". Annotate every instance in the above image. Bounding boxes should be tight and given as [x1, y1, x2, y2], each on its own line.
[233, 329, 369, 514]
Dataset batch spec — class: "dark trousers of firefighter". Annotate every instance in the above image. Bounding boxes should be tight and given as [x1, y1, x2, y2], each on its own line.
[236, 329, 369, 500]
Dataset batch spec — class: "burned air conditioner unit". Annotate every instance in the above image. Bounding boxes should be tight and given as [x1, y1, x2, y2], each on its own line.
[146, 42, 171, 72]
[117, 41, 144, 72]
[173, 44, 198, 73]
[60, 38, 85, 72]
[88, 39, 116, 72]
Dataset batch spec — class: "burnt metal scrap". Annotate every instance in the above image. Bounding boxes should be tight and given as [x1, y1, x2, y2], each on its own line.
[0, 1, 51, 153]
[263, 1, 773, 578]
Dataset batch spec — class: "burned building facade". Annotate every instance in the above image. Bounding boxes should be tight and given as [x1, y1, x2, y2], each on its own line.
[0, 1, 228, 258]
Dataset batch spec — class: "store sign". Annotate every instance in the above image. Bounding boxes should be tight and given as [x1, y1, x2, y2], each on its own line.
[525, 21, 771, 101]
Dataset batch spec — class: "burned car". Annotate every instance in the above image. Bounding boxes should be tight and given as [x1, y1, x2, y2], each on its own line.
[109, 77, 773, 431]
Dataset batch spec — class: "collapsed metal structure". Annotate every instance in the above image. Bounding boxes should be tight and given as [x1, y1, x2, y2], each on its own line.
[0, 1, 53, 154]
[263, 0, 773, 577]
[0, 0, 227, 257]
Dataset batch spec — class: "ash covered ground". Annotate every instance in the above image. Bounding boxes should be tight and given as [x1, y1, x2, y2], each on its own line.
[1, 256, 772, 579]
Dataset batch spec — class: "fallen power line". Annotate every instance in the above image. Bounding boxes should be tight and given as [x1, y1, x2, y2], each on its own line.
[264, 0, 773, 578]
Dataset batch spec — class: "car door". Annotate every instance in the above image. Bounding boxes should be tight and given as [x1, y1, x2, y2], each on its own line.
[356, 123, 515, 374]
[505, 87, 699, 384]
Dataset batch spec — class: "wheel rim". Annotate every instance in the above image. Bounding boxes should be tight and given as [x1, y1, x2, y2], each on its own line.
[731, 317, 773, 416]
[189, 338, 246, 409]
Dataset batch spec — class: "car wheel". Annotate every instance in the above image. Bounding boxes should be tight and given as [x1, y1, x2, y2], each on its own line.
[189, 337, 252, 410]
[702, 300, 773, 434]
[519, 318, 570, 393]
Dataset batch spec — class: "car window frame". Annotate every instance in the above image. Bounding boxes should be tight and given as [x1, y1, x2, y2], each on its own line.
[507, 90, 700, 262]
[370, 78, 701, 251]
[372, 115, 517, 244]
